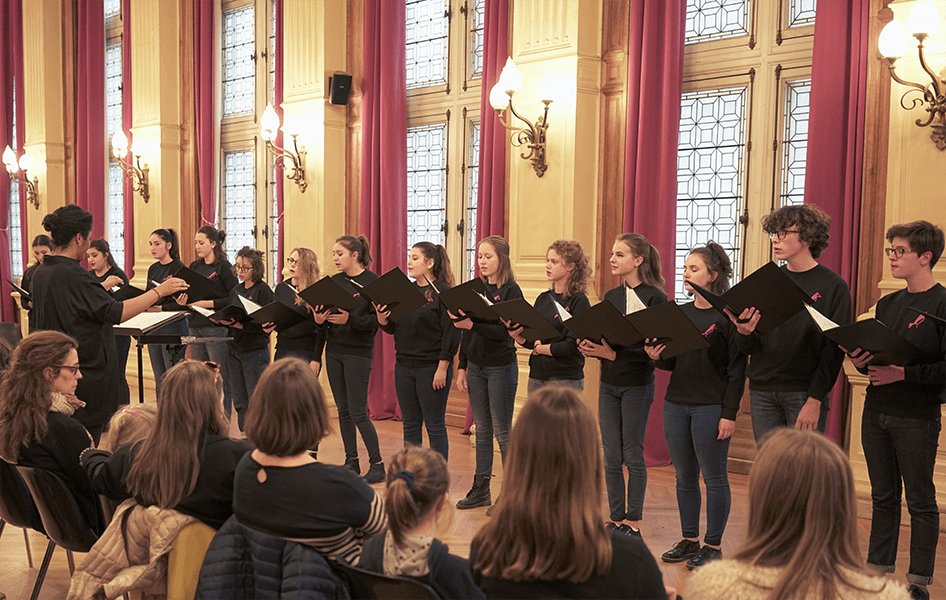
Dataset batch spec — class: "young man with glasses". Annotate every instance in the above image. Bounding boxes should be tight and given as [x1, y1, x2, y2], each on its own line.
[727, 203, 852, 442]
[846, 220, 945, 600]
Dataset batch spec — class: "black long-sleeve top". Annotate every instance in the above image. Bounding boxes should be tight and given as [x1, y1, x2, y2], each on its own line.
[273, 281, 325, 359]
[324, 270, 380, 358]
[655, 303, 747, 421]
[862, 283, 946, 420]
[524, 290, 591, 381]
[735, 263, 851, 404]
[20, 262, 39, 330]
[599, 283, 668, 387]
[82, 431, 251, 530]
[146, 259, 187, 311]
[379, 280, 460, 367]
[457, 279, 524, 369]
[187, 258, 238, 328]
[228, 280, 275, 352]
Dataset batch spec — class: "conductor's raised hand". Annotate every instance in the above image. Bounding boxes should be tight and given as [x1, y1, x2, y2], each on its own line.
[156, 277, 189, 298]
[327, 308, 349, 325]
[103, 275, 124, 289]
[725, 307, 761, 336]
[374, 303, 391, 326]
[644, 338, 666, 361]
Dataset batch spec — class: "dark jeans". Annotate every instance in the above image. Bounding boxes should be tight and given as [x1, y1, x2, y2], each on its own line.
[527, 377, 584, 394]
[115, 334, 131, 406]
[189, 325, 232, 415]
[862, 408, 940, 585]
[148, 317, 188, 398]
[467, 361, 518, 479]
[228, 345, 270, 431]
[274, 347, 315, 363]
[599, 381, 654, 522]
[750, 389, 827, 444]
[326, 353, 382, 464]
[395, 363, 452, 460]
[663, 401, 731, 546]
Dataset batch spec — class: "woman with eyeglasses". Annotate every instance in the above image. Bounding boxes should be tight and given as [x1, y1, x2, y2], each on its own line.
[269, 247, 324, 375]
[83, 360, 250, 530]
[0, 330, 106, 535]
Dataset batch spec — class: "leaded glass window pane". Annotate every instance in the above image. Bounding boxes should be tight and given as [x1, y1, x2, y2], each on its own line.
[469, 0, 485, 80]
[271, 166, 280, 284]
[685, 0, 749, 44]
[107, 164, 125, 270]
[223, 5, 256, 117]
[676, 87, 747, 300]
[223, 149, 257, 264]
[269, 0, 276, 105]
[105, 43, 123, 140]
[465, 120, 480, 282]
[9, 82, 22, 279]
[406, 0, 448, 89]
[789, 0, 816, 27]
[104, 0, 121, 18]
[407, 124, 447, 253]
[780, 79, 810, 207]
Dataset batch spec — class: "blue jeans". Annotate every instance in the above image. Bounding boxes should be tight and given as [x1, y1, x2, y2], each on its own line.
[148, 317, 188, 398]
[189, 325, 232, 416]
[663, 401, 731, 546]
[527, 377, 584, 394]
[598, 381, 654, 522]
[395, 363, 452, 460]
[467, 361, 518, 478]
[228, 345, 270, 431]
[326, 353, 382, 464]
[862, 408, 940, 585]
[750, 389, 827, 444]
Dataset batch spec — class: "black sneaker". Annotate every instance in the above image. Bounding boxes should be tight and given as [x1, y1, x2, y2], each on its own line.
[363, 462, 386, 484]
[686, 545, 722, 570]
[908, 585, 930, 600]
[661, 539, 701, 563]
[605, 522, 619, 531]
[617, 524, 642, 539]
[345, 458, 360, 475]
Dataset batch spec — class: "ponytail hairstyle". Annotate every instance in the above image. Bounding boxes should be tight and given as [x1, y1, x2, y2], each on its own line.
[478, 235, 515, 287]
[197, 225, 228, 264]
[41, 205, 93, 250]
[235, 246, 265, 284]
[548, 239, 591, 299]
[412, 242, 455, 298]
[336, 235, 372, 268]
[615, 233, 664, 289]
[151, 228, 181, 261]
[687, 241, 733, 296]
[384, 446, 451, 549]
[289, 247, 320, 306]
[89, 239, 120, 271]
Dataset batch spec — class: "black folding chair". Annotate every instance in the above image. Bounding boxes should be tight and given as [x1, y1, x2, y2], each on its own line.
[0, 460, 42, 569]
[335, 560, 441, 600]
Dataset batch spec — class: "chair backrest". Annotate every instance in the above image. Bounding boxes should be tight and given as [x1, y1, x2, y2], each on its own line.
[16, 465, 99, 553]
[167, 521, 217, 600]
[0, 322, 23, 348]
[335, 561, 440, 600]
[0, 459, 44, 534]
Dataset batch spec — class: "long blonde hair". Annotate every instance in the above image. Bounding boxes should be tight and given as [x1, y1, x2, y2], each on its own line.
[478, 235, 514, 287]
[289, 247, 320, 307]
[471, 384, 610, 582]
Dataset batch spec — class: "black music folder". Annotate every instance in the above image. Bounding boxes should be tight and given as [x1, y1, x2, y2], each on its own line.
[687, 262, 811, 335]
[7, 278, 30, 302]
[805, 305, 923, 366]
[110, 284, 147, 302]
[297, 276, 360, 313]
[172, 266, 218, 303]
[349, 267, 428, 323]
[192, 303, 248, 324]
[436, 277, 501, 323]
[563, 300, 644, 349]
[626, 301, 710, 360]
[231, 294, 308, 332]
[490, 298, 561, 347]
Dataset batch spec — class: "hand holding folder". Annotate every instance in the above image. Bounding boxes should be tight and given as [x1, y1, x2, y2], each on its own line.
[437, 277, 501, 324]
[806, 304, 923, 366]
[564, 301, 644, 350]
[350, 267, 428, 323]
[7, 279, 31, 303]
[172, 266, 220, 303]
[490, 298, 561, 348]
[297, 276, 360, 315]
[625, 301, 710, 360]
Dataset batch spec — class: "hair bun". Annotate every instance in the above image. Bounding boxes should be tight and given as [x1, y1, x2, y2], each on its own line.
[41, 214, 58, 230]
[217, 229, 227, 244]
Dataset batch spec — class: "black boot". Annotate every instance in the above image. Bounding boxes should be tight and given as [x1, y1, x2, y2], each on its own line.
[345, 457, 361, 475]
[456, 475, 491, 509]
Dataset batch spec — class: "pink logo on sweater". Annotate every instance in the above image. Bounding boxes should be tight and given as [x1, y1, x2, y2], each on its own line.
[811, 292, 822, 302]
[909, 315, 925, 329]
[702, 324, 717, 337]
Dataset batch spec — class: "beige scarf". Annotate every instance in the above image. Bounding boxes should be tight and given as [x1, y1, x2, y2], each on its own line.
[50, 392, 85, 417]
[382, 531, 433, 577]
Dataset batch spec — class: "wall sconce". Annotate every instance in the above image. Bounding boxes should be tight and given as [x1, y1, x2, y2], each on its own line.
[488, 58, 561, 178]
[878, 0, 945, 151]
[261, 104, 307, 193]
[111, 130, 150, 201]
[2, 146, 39, 209]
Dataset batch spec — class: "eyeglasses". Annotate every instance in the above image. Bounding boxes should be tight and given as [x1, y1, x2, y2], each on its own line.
[234, 264, 251, 272]
[768, 229, 800, 241]
[286, 257, 298, 266]
[58, 364, 80, 375]
[884, 247, 916, 259]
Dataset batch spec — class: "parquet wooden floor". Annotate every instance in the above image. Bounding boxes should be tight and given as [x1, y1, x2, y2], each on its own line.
[1, 413, 943, 599]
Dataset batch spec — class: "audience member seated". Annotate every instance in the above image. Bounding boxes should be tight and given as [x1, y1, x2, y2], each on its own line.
[232, 357, 386, 565]
[686, 428, 911, 600]
[98, 403, 157, 452]
[83, 361, 250, 529]
[469, 383, 669, 599]
[0, 330, 105, 535]
[360, 446, 485, 599]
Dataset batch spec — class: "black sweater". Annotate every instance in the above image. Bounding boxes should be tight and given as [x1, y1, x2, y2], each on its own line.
[656, 303, 747, 421]
[526, 290, 591, 381]
[324, 270, 380, 358]
[92, 265, 129, 287]
[599, 283, 667, 387]
[458, 279, 524, 369]
[736, 263, 851, 403]
[863, 283, 946, 420]
[379, 280, 460, 367]
[146, 259, 187, 312]
[187, 258, 239, 328]
[361, 534, 485, 600]
[228, 280, 275, 352]
[273, 281, 325, 359]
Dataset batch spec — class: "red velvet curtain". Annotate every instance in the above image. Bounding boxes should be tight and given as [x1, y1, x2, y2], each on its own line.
[195, 0, 216, 226]
[121, 0, 134, 277]
[804, 0, 868, 445]
[0, 0, 23, 322]
[273, 0, 284, 282]
[624, 0, 686, 467]
[361, 0, 407, 420]
[76, 0, 107, 240]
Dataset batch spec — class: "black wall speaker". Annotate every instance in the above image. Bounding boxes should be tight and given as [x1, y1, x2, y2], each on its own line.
[328, 72, 353, 106]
